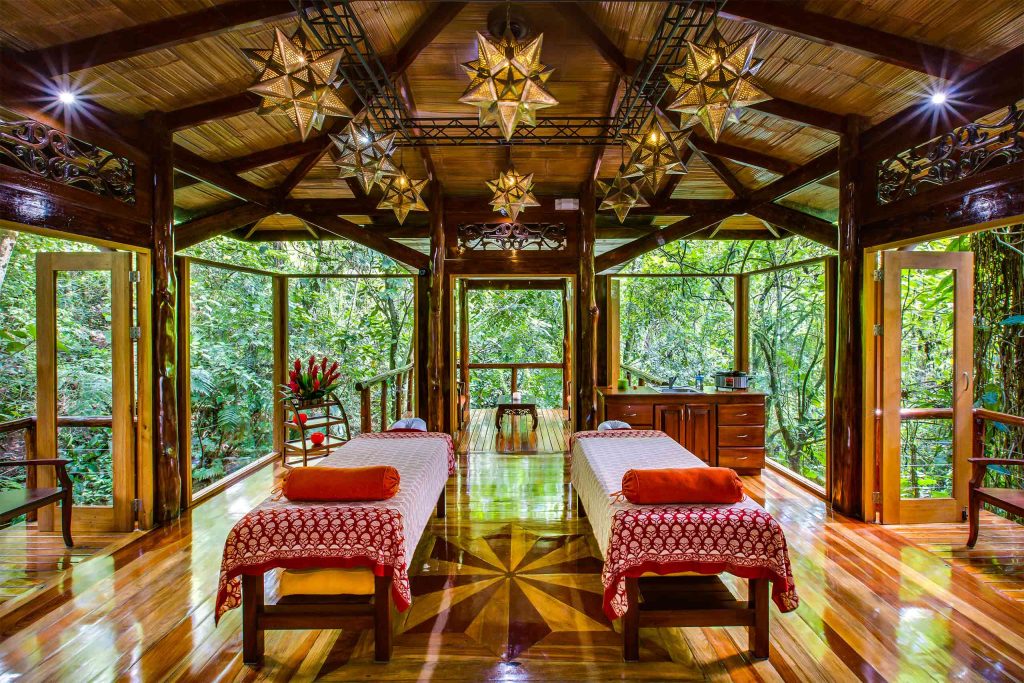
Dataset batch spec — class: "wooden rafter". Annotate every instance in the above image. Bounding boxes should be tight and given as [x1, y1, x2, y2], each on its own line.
[595, 147, 840, 271]
[173, 146, 277, 207]
[688, 131, 798, 176]
[175, 134, 339, 191]
[747, 203, 837, 248]
[175, 202, 275, 251]
[720, 1, 983, 77]
[688, 142, 749, 198]
[20, 1, 295, 76]
[293, 211, 429, 270]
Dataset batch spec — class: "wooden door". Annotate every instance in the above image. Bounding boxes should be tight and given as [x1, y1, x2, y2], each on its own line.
[36, 252, 137, 532]
[655, 404, 684, 443]
[681, 404, 714, 464]
[878, 251, 973, 524]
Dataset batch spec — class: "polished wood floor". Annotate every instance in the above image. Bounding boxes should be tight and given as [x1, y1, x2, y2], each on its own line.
[0, 451, 1022, 681]
[457, 408, 569, 454]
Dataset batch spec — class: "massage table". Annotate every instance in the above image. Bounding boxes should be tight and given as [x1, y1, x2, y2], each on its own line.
[215, 430, 455, 664]
[569, 429, 798, 661]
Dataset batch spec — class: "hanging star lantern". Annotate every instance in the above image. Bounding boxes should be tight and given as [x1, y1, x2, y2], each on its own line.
[243, 28, 351, 140]
[622, 118, 689, 190]
[665, 26, 771, 142]
[377, 167, 428, 224]
[597, 167, 651, 223]
[459, 31, 558, 141]
[330, 120, 400, 193]
[486, 165, 540, 221]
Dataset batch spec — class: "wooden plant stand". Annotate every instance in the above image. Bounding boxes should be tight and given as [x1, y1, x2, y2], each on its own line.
[282, 393, 351, 468]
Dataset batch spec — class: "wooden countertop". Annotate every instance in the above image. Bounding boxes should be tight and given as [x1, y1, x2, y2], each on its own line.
[599, 386, 765, 398]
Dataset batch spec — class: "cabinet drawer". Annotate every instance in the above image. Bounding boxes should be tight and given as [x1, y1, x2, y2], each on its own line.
[717, 403, 765, 426]
[717, 447, 765, 469]
[605, 402, 653, 424]
[717, 425, 765, 447]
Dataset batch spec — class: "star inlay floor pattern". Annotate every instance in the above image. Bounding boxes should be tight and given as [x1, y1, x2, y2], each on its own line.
[402, 524, 612, 660]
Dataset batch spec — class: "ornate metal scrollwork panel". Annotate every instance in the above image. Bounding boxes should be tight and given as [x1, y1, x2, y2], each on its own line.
[457, 222, 567, 251]
[0, 113, 136, 205]
[877, 101, 1023, 205]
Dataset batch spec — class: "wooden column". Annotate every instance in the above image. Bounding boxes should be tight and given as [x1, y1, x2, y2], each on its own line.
[595, 275, 609, 389]
[147, 111, 182, 522]
[459, 278, 470, 426]
[576, 182, 599, 430]
[175, 256, 192, 507]
[734, 274, 750, 372]
[271, 276, 288, 455]
[561, 284, 571, 411]
[829, 114, 869, 519]
[415, 273, 429, 420]
[427, 185, 446, 432]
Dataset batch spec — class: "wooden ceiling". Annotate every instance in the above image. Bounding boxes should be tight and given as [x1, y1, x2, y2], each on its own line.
[2, 0, 1021, 245]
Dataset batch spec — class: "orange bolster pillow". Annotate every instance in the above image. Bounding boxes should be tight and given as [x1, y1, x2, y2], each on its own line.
[621, 467, 743, 504]
[283, 465, 400, 502]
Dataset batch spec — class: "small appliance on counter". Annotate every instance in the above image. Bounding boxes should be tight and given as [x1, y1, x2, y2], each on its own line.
[714, 370, 749, 391]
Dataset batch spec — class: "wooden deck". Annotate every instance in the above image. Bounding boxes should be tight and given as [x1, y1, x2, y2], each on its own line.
[0, 453, 1022, 680]
[457, 407, 569, 454]
[0, 521, 142, 636]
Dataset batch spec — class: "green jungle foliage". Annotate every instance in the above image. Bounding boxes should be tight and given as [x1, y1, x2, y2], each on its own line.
[463, 288, 565, 408]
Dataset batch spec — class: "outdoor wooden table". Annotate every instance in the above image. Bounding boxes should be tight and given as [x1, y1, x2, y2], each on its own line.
[494, 396, 539, 430]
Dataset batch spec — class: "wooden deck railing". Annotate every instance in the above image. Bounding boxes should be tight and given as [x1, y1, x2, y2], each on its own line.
[619, 362, 667, 387]
[355, 364, 414, 433]
[463, 362, 564, 397]
[898, 406, 1024, 456]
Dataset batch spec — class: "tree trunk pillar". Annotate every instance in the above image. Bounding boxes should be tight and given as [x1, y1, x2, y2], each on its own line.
[147, 111, 182, 522]
[427, 185, 446, 432]
[829, 114, 869, 519]
[459, 278, 469, 427]
[576, 182, 599, 430]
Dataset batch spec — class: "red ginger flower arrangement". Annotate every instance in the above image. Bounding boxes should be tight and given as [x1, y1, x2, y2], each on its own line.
[283, 355, 341, 402]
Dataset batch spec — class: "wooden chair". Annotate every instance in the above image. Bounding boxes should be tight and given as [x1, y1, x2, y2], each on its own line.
[0, 459, 74, 547]
[967, 457, 1024, 548]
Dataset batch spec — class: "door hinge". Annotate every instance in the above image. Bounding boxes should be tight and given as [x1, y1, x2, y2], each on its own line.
[962, 507, 968, 521]
[872, 268, 884, 282]
[130, 325, 141, 340]
[873, 323, 883, 336]
[131, 498, 142, 513]
[129, 270, 141, 283]
[872, 491, 882, 504]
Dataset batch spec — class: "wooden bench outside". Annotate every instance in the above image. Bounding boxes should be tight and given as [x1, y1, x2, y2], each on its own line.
[0, 459, 74, 547]
[967, 408, 1024, 548]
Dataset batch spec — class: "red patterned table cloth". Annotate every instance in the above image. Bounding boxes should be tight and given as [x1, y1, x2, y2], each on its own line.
[570, 430, 798, 620]
[215, 431, 454, 623]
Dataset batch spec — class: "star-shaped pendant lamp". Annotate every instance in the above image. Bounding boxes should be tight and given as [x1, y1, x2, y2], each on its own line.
[243, 28, 351, 140]
[460, 31, 558, 140]
[597, 167, 651, 223]
[623, 118, 689, 190]
[665, 26, 771, 142]
[377, 167, 428, 224]
[487, 165, 540, 221]
[330, 120, 400, 193]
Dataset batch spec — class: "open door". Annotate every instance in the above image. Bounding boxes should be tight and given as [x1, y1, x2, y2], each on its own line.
[878, 250, 974, 524]
[35, 252, 137, 532]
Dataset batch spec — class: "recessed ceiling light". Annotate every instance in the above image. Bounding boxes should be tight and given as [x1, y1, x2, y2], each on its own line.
[57, 90, 77, 105]
[930, 91, 947, 105]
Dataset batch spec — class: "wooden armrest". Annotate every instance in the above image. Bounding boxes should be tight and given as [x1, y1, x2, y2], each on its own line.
[968, 458, 1024, 467]
[0, 459, 71, 467]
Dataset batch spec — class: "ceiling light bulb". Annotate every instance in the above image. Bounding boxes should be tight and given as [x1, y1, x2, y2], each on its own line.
[57, 90, 76, 105]
[930, 91, 947, 105]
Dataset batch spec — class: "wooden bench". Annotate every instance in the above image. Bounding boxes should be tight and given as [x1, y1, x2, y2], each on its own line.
[967, 408, 1024, 548]
[0, 459, 74, 547]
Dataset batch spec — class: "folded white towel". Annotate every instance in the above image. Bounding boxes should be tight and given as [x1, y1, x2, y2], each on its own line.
[389, 417, 427, 431]
[598, 420, 631, 431]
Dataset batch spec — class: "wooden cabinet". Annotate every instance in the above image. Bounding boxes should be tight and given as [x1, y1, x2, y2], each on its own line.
[601, 390, 766, 472]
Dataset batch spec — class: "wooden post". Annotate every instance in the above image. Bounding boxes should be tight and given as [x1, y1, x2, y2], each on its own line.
[147, 111, 182, 522]
[829, 114, 869, 519]
[415, 274, 429, 421]
[577, 182, 599, 430]
[393, 372, 403, 423]
[595, 274, 609, 389]
[427, 184, 446, 432]
[734, 274, 750, 372]
[459, 278, 469, 425]
[360, 388, 372, 434]
[175, 256, 192, 507]
[510, 367, 518, 395]
[272, 275, 288, 456]
[380, 379, 388, 431]
[561, 283, 571, 411]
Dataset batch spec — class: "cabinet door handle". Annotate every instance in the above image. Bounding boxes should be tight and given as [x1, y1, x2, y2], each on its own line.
[623, 412, 637, 418]
[736, 412, 749, 417]
[735, 456, 748, 461]
[736, 434, 750, 439]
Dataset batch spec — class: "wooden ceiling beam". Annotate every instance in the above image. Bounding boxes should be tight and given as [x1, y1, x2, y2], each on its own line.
[688, 131, 798, 176]
[747, 203, 837, 248]
[174, 202, 275, 250]
[164, 93, 261, 131]
[173, 146, 277, 206]
[174, 134, 338, 190]
[595, 147, 839, 271]
[688, 141, 749, 198]
[292, 211, 430, 270]
[720, 1, 983, 77]
[19, 1, 296, 76]
[745, 99, 843, 133]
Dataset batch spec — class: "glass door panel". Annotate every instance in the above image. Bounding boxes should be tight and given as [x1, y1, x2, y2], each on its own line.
[36, 252, 135, 532]
[880, 251, 973, 524]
